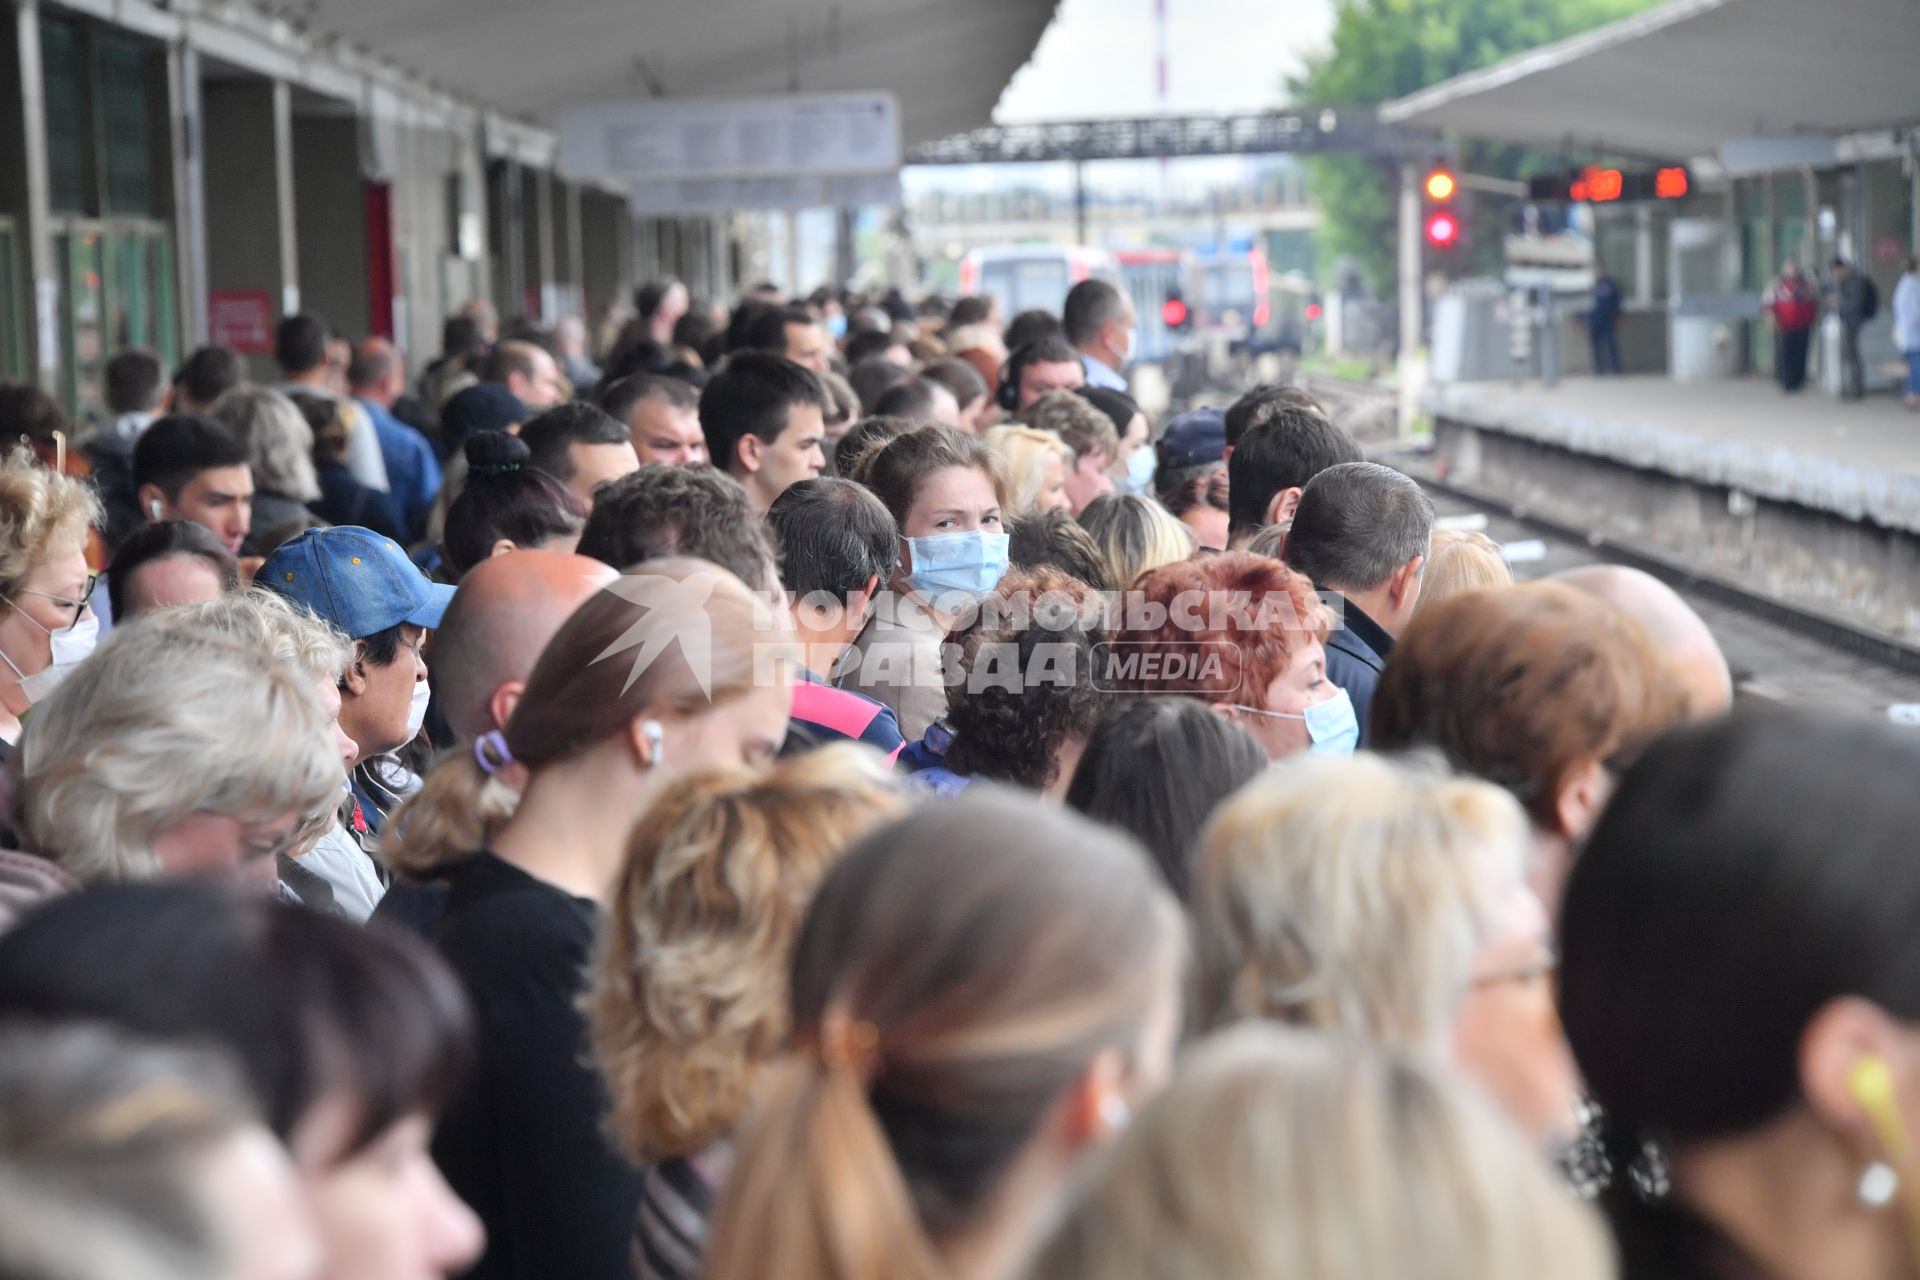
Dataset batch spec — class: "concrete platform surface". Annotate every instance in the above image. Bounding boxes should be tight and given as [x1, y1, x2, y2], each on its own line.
[1427, 377, 1920, 533]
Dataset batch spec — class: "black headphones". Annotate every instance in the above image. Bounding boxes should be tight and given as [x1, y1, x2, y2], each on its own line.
[997, 343, 1030, 413]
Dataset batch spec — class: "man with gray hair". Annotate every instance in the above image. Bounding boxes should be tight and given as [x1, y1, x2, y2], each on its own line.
[1282, 461, 1434, 745]
[1063, 278, 1135, 392]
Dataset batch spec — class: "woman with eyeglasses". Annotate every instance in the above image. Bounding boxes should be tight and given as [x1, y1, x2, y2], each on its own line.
[1189, 750, 1581, 1147]
[0, 446, 104, 754]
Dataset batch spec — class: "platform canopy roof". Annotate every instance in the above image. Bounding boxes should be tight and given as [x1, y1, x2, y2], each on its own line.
[294, 0, 1060, 146]
[1381, 0, 1919, 161]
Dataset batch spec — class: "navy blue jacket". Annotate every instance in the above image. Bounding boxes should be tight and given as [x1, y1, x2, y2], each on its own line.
[1324, 595, 1393, 748]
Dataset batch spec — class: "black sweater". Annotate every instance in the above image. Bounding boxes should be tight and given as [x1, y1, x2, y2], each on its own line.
[429, 851, 644, 1280]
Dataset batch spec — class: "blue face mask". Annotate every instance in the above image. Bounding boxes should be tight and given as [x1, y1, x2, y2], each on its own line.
[827, 312, 849, 339]
[902, 530, 1010, 602]
[1232, 686, 1360, 757]
[1121, 446, 1156, 495]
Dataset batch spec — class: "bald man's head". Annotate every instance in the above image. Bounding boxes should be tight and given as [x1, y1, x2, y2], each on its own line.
[1554, 565, 1732, 719]
[431, 551, 617, 741]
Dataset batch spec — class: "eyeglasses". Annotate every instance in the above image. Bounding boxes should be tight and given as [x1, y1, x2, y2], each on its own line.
[1470, 947, 1559, 990]
[15, 574, 98, 630]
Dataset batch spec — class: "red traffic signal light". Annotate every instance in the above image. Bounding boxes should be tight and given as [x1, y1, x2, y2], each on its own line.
[1161, 297, 1188, 328]
[1305, 301, 1323, 321]
[1424, 212, 1459, 248]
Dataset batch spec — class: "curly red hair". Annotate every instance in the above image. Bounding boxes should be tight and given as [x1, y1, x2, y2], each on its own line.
[1113, 552, 1329, 706]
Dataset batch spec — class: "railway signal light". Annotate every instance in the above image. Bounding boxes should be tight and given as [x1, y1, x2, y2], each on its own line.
[1161, 288, 1191, 332]
[1422, 162, 1461, 255]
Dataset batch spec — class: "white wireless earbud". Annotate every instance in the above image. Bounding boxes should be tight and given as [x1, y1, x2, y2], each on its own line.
[1098, 1094, 1131, 1133]
[641, 719, 665, 764]
[149, 498, 162, 519]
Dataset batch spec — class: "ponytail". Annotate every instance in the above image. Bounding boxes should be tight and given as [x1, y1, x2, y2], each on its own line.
[382, 752, 520, 877]
[706, 1048, 942, 1280]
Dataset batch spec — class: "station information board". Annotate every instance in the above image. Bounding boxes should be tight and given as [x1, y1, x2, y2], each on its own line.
[559, 93, 901, 181]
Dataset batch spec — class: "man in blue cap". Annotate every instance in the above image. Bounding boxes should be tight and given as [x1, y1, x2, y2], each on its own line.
[261, 524, 454, 844]
[1154, 406, 1230, 551]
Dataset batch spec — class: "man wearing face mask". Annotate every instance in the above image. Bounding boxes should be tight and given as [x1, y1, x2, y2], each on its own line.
[1064, 279, 1136, 393]
[259, 526, 454, 856]
[1282, 462, 1434, 750]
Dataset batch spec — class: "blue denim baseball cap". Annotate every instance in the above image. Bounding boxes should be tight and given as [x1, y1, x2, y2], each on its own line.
[260, 526, 455, 638]
[1156, 407, 1227, 470]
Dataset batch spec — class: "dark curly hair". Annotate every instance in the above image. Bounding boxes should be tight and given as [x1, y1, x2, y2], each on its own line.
[943, 568, 1114, 791]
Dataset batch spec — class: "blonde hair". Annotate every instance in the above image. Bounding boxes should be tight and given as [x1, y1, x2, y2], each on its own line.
[1417, 528, 1512, 614]
[1077, 493, 1193, 589]
[1190, 752, 1529, 1052]
[385, 558, 795, 876]
[985, 424, 1072, 516]
[1031, 1024, 1613, 1280]
[0, 446, 100, 598]
[588, 743, 904, 1164]
[17, 626, 343, 882]
[209, 387, 320, 503]
[141, 588, 351, 687]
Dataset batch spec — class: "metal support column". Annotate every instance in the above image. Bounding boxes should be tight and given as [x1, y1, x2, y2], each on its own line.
[1073, 159, 1088, 246]
[1633, 204, 1655, 307]
[169, 41, 207, 343]
[563, 180, 585, 313]
[531, 166, 556, 320]
[833, 207, 855, 288]
[270, 80, 298, 315]
[1396, 159, 1423, 435]
[14, 0, 53, 387]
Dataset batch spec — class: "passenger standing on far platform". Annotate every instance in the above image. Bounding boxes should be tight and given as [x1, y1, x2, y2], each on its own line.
[1828, 257, 1876, 401]
[1763, 261, 1819, 393]
[1891, 255, 1920, 411]
[1586, 265, 1623, 375]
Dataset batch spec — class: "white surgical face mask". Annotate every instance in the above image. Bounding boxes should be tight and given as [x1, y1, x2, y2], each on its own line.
[405, 678, 431, 740]
[1, 602, 98, 706]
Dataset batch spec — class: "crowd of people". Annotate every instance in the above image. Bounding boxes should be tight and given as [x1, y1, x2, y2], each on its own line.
[0, 273, 1911, 1280]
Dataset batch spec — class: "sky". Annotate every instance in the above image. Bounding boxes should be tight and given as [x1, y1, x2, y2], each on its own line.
[995, 0, 1336, 122]
[905, 0, 1337, 198]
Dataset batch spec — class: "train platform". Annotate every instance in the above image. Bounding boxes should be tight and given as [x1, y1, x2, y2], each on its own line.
[1420, 375, 1920, 644]
[1425, 377, 1920, 535]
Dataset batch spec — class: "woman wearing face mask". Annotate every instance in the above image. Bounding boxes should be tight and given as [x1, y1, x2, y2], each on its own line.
[837, 426, 1009, 740]
[0, 881, 486, 1280]
[0, 447, 103, 753]
[382, 558, 796, 1280]
[1561, 710, 1920, 1280]
[1110, 551, 1351, 761]
[1077, 386, 1154, 496]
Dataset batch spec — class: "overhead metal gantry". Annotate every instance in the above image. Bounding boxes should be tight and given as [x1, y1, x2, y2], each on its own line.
[904, 108, 1429, 166]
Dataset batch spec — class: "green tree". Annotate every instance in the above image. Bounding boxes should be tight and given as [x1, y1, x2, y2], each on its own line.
[1292, 0, 1658, 294]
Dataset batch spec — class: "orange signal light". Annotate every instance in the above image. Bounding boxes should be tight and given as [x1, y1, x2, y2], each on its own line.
[1655, 167, 1689, 199]
[1585, 167, 1624, 202]
[1424, 170, 1457, 201]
